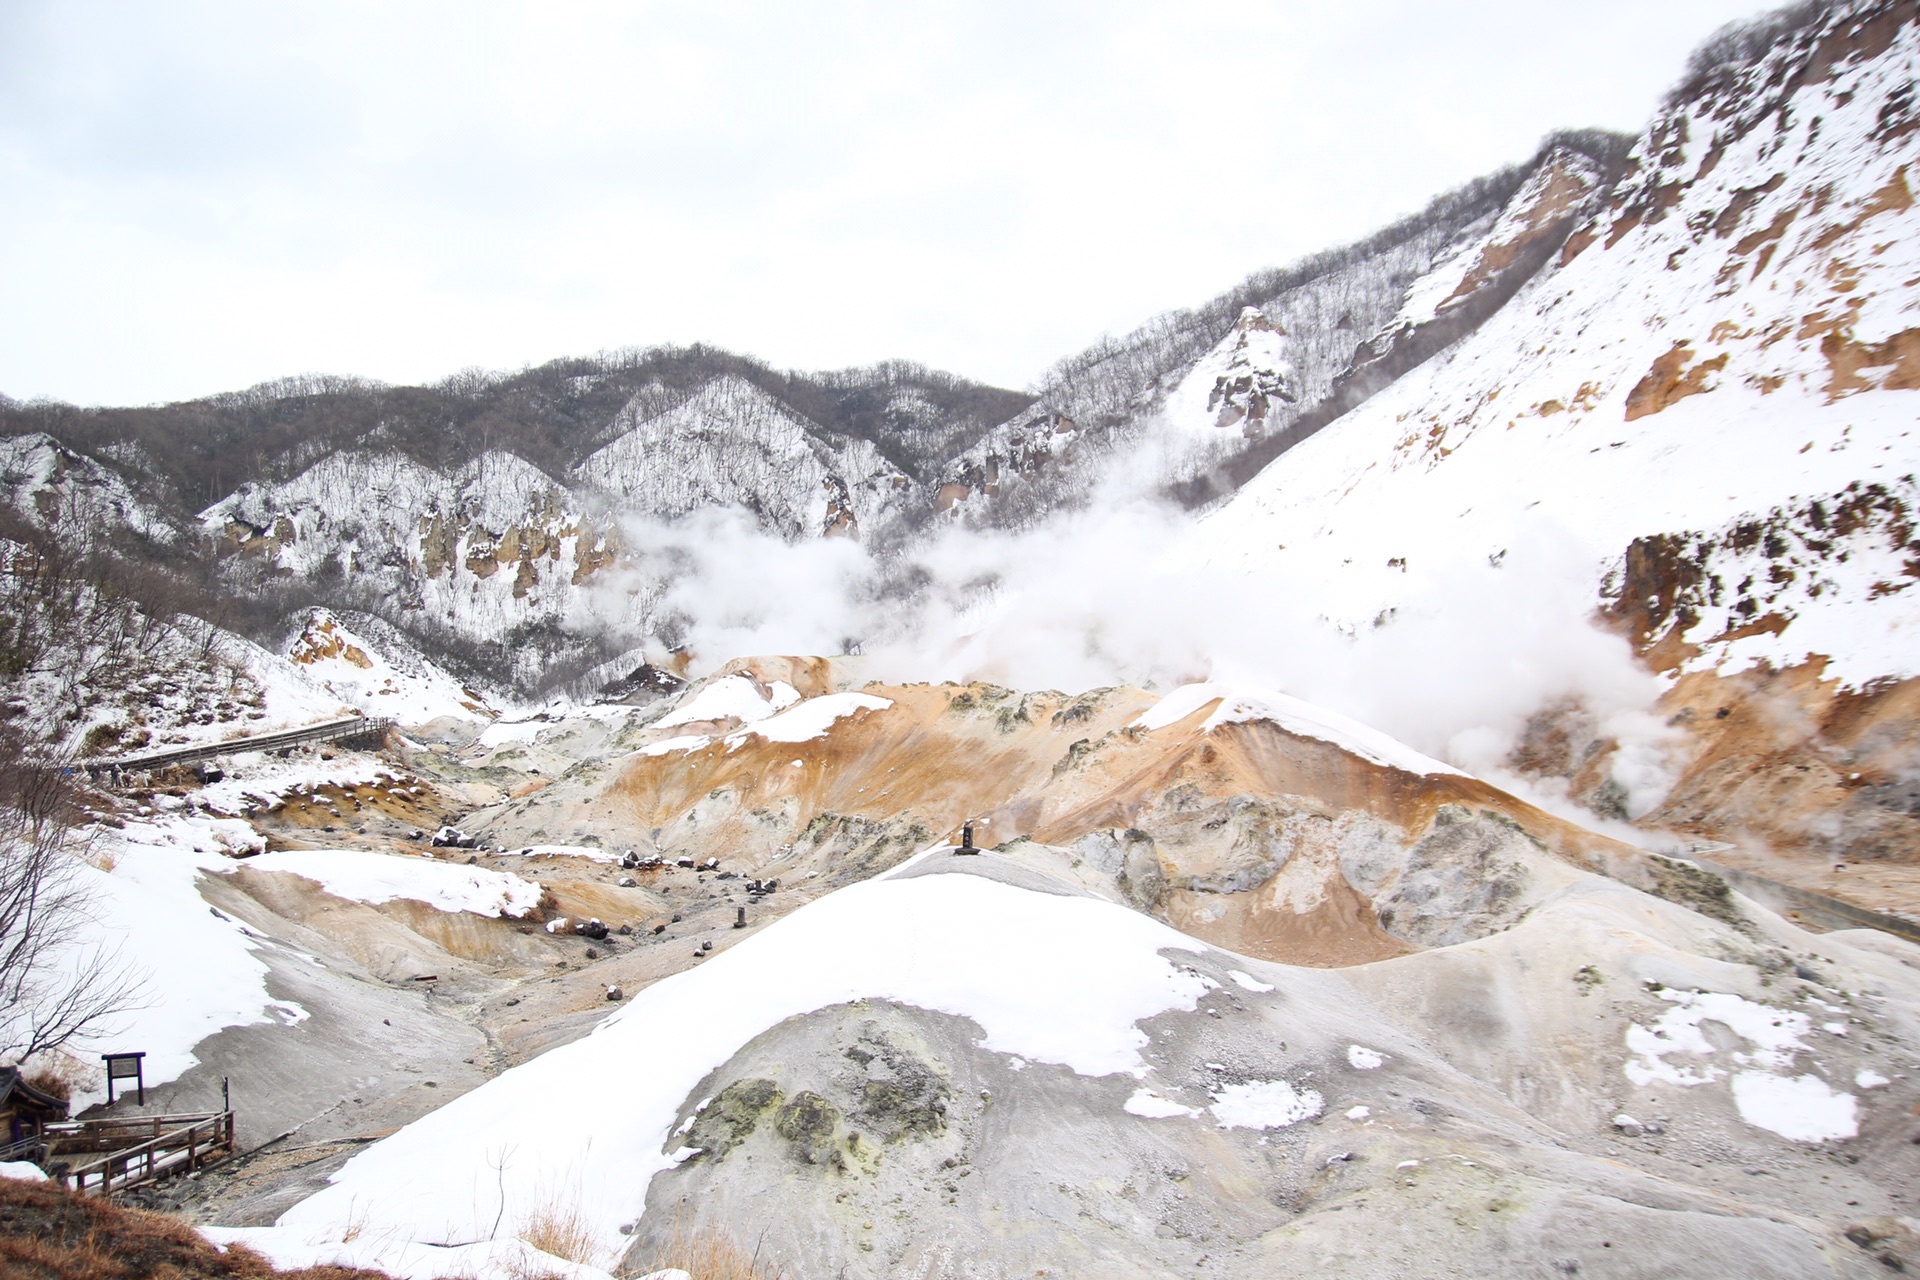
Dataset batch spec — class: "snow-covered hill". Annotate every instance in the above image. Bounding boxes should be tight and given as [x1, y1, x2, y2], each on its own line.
[1181, 0, 1919, 669]
[934, 139, 1621, 525]
[284, 608, 498, 725]
[1161, 0, 1920, 864]
[575, 375, 916, 539]
[0, 432, 178, 546]
[7, 7, 1920, 1280]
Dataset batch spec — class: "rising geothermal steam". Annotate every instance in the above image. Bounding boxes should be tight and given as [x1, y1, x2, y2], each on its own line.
[586, 425, 1681, 822]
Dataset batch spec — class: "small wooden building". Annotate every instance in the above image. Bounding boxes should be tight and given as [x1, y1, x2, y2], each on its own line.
[0, 1066, 70, 1155]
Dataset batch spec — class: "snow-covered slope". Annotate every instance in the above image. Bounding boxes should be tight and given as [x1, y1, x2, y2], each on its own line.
[1180, 0, 1920, 684]
[936, 135, 1626, 524]
[216, 845, 1920, 1280]
[285, 608, 496, 725]
[0, 542, 347, 756]
[0, 432, 177, 545]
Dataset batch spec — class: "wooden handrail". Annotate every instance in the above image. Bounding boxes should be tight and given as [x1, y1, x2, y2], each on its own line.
[56, 1111, 235, 1196]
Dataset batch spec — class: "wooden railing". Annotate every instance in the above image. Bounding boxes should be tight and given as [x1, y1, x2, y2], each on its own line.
[0, 1134, 46, 1164]
[45, 1111, 235, 1195]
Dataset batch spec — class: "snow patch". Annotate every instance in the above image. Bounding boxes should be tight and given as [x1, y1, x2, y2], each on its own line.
[1624, 988, 1810, 1088]
[1624, 987, 1857, 1142]
[1125, 1088, 1199, 1119]
[1729, 1072, 1858, 1144]
[230, 850, 542, 918]
[639, 735, 711, 757]
[1133, 683, 1463, 777]
[723, 692, 892, 746]
[1209, 1079, 1324, 1129]
[497, 845, 619, 864]
[655, 676, 800, 728]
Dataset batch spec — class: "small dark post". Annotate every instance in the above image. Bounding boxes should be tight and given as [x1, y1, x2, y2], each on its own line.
[733, 906, 747, 929]
[222, 1076, 231, 1115]
[959, 820, 976, 853]
[102, 1052, 146, 1106]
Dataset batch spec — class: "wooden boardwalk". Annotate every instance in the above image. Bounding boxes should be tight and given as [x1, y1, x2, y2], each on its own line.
[41, 1111, 236, 1196]
[79, 716, 391, 777]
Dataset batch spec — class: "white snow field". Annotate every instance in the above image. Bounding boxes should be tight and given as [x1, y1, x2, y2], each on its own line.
[229, 849, 543, 919]
[46, 813, 294, 1111]
[214, 864, 1211, 1276]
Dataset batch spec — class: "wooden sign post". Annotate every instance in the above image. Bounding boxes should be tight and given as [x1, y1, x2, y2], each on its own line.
[102, 1052, 146, 1106]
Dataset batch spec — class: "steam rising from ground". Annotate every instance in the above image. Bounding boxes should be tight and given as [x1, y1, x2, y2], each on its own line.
[588, 438, 1679, 820]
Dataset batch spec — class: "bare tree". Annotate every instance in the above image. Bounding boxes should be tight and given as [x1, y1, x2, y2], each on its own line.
[0, 735, 144, 1065]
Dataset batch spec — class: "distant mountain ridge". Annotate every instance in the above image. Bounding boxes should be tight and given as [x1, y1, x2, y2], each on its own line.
[1, 0, 1911, 722]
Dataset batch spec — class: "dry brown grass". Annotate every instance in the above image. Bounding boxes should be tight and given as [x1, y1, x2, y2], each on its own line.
[647, 1216, 791, 1280]
[23, 1067, 72, 1103]
[515, 1193, 601, 1270]
[0, 1173, 398, 1279]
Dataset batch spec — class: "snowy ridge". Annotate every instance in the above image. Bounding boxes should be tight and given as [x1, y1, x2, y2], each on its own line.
[286, 608, 495, 725]
[938, 139, 1594, 522]
[1177, 0, 1920, 688]
[721, 691, 893, 746]
[654, 674, 802, 728]
[1382, 147, 1605, 338]
[1132, 683, 1466, 777]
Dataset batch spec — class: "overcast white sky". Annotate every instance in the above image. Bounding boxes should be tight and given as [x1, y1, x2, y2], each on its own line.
[1, 0, 1782, 406]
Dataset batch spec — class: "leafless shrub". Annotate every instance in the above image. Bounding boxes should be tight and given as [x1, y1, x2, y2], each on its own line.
[0, 730, 145, 1064]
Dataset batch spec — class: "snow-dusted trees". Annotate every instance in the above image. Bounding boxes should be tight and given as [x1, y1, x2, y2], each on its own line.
[0, 734, 141, 1065]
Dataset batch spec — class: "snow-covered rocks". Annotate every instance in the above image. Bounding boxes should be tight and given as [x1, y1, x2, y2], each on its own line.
[287, 609, 495, 725]
[228, 850, 543, 919]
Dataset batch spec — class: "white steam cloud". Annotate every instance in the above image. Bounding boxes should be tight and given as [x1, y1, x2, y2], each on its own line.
[583, 429, 1682, 822]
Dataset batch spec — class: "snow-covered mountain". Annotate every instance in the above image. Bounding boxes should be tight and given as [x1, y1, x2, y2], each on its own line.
[0, 131, 1644, 688]
[9, 11, 1920, 1276]
[575, 375, 916, 539]
[1165, 0, 1920, 870]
